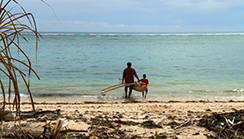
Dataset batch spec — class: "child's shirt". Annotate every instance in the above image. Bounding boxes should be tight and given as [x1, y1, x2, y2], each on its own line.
[140, 79, 149, 87]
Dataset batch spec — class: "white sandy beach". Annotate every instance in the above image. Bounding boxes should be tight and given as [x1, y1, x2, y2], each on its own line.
[2, 100, 244, 138]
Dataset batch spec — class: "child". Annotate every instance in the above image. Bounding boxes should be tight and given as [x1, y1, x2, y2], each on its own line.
[139, 74, 149, 98]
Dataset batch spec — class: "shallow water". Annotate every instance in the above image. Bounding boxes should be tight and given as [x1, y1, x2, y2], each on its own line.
[1, 32, 244, 101]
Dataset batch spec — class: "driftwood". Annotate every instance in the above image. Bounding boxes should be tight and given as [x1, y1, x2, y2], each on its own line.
[174, 119, 192, 129]
[3, 117, 70, 139]
[1, 109, 61, 121]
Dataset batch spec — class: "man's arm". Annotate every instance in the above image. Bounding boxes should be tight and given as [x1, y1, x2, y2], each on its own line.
[134, 70, 139, 81]
[122, 70, 125, 84]
[136, 76, 139, 81]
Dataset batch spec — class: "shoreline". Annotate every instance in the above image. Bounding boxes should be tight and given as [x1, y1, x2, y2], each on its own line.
[19, 95, 244, 104]
[17, 98, 244, 105]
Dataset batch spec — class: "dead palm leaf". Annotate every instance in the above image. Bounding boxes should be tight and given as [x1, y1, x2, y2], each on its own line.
[0, 0, 41, 119]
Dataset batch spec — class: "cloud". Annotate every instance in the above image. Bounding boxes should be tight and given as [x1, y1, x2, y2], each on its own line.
[11, 0, 244, 32]
[36, 19, 243, 33]
[36, 19, 176, 32]
[163, 0, 244, 13]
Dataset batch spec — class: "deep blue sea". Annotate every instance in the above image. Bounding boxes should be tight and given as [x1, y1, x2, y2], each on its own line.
[2, 32, 244, 102]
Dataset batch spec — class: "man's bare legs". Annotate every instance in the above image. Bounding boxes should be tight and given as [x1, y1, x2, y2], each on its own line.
[125, 85, 133, 98]
[128, 88, 132, 98]
[124, 87, 128, 98]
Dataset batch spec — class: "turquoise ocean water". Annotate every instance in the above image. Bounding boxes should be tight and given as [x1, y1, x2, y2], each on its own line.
[2, 32, 244, 102]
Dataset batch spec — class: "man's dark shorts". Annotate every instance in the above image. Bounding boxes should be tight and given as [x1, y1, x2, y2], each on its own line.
[125, 84, 134, 90]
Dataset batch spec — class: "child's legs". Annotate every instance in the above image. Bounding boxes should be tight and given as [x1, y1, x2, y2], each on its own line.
[145, 88, 148, 98]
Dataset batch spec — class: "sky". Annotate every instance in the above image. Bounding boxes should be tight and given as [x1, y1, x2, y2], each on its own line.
[10, 0, 244, 32]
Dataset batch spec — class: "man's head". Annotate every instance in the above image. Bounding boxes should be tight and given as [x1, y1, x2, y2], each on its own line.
[143, 74, 146, 78]
[127, 62, 132, 67]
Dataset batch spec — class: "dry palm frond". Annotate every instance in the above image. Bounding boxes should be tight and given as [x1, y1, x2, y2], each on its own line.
[0, 0, 41, 118]
[0, 79, 5, 139]
[51, 118, 69, 139]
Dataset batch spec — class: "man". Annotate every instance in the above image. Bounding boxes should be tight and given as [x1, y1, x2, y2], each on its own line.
[122, 62, 139, 98]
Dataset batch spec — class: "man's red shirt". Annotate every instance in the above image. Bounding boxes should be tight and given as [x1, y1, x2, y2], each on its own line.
[123, 67, 138, 83]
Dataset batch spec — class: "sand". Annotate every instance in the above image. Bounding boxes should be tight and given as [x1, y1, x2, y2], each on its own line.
[2, 100, 244, 138]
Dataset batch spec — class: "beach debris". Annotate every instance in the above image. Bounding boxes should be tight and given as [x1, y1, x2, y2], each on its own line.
[198, 108, 244, 138]
[141, 120, 162, 128]
[1, 109, 61, 121]
[4, 112, 20, 121]
[174, 119, 192, 129]
[51, 118, 69, 139]
[7, 102, 244, 138]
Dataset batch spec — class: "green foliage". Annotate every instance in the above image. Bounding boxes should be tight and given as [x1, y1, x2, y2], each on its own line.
[154, 131, 159, 139]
